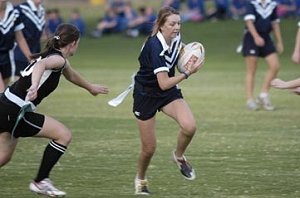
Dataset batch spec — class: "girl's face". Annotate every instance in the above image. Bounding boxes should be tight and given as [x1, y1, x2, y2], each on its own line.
[68, 39, 80, 56]
[160, 14, 181, 43]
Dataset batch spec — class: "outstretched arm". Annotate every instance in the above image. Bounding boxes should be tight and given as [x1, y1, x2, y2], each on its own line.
[271, 78, 300, 96]
[271, 78, 300, 89]
[63, 60, 109, 96]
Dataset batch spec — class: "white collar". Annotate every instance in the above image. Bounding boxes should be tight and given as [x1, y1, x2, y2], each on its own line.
[157, 31, 170, 52]
[156, 31, 180, 53]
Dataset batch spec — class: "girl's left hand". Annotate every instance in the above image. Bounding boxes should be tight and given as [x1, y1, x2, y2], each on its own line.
[88, 84, 109, 96]
[186, 55, 205, 74]
[277, 43, 284, 54]
[25, 86, 38, 101]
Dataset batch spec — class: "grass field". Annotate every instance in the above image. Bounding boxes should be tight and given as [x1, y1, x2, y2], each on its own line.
[1, 13, 300, 198]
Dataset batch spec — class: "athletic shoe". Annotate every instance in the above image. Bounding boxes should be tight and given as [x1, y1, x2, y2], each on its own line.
[172, 151, 196, 180]
[246, 99, 259, 111]
[257, 95, 275, 111]
[29, 178, 66, 197]
[134, 177, 150, 195]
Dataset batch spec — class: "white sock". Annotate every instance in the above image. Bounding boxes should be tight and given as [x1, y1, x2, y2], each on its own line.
[259, 92, 268, 98]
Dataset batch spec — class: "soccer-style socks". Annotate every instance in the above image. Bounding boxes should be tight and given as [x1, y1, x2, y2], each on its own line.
[34, 140, 67, 182]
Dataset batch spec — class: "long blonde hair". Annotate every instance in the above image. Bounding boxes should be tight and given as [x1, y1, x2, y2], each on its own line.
[151, 6, 180, 37]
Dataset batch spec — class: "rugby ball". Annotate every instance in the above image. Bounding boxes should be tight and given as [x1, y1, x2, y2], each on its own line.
[177, 42, 205, 73]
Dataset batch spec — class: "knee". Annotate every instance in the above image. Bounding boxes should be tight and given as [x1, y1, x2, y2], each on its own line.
[270, 63, 280, 72]
[0, 155, 12, 167]
[57, 129, 72, 146]
[181, 121, 197, 137]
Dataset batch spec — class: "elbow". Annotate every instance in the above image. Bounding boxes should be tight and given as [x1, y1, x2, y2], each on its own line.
[159, 84, 169, 91]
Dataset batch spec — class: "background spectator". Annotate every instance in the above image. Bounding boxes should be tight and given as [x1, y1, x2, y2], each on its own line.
[126, 6, 156, 37]
[276, 0, 297, 18]
[45, 8, 64, 36]
[69, 8, 86, 36]
[229, 0, 247, 20]
[182, 0, 206, 22]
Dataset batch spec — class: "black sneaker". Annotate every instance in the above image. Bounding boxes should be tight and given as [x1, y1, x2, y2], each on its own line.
[135, 177, 150, 195]
[172, 151, 196, 180]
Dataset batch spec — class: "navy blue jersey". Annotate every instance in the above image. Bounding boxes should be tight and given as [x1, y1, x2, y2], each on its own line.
[14, 0, 45, 61]
[8, 49, 65, 107]
[0, 2, 23, 53]
[135, 32, 182, 88]
[244, 0, 279, 34]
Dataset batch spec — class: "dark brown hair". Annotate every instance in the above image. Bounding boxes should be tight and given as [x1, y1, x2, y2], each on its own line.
[151, 6, 179, 36]
[31, 23, 80, 59]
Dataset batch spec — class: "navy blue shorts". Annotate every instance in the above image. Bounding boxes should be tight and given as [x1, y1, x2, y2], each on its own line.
[15, 60, 29, 77]
[0, 53, 12, 79]
[242, 32, 276, 58]
[0, 95, 44, 138]
[132, 84, 183, 121]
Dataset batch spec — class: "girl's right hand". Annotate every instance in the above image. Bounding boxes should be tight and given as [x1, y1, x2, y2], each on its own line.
[185, 55, 205, 75]
[254, 36, 265, 47]
[271, 78, 287, 89]
[25, 86, 38, 101]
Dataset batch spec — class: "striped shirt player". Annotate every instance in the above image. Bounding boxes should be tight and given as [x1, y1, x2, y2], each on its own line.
[14, 0, 45, 77]
[132, 7, 204, 195]
[134, 31, 183, 120]
[0, 1, 31, 91]
[0, 48, 64, 138]
[242, 0, 283, 111]
[242, 0, 279, 57]
[0, 23, 109, 197]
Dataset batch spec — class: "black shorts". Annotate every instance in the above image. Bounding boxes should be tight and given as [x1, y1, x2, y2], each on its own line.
[0, 95, 44, 138]
[132, 84, 183, 121]
[242, 32, 276, 58]
[15, 60, 29, 77]
[0, 53, 12, 79]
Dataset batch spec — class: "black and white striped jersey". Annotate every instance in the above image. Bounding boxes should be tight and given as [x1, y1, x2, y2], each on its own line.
[244, 0, 279, 34]
[0, 2, 24, 53]
[14, 0, 45, 61]
[8, 49, 66, 107]
[135, 32, 182, 88]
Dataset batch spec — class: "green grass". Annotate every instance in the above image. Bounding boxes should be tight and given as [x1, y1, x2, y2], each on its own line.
[1, 18, 300, 198]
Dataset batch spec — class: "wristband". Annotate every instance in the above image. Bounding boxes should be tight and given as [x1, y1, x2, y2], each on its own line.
[183, 71, 189, 79]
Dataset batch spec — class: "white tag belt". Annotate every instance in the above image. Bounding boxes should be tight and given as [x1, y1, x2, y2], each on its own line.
[4, 88, 36, 111]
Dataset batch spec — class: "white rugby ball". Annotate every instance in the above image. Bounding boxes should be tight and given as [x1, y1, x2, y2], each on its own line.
[177, 42, 205, 73]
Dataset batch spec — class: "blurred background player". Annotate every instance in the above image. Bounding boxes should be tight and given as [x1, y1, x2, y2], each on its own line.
[242, 0, 283, 111]
[14, 0, 46, 81]
[0, 0, 31, 92]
